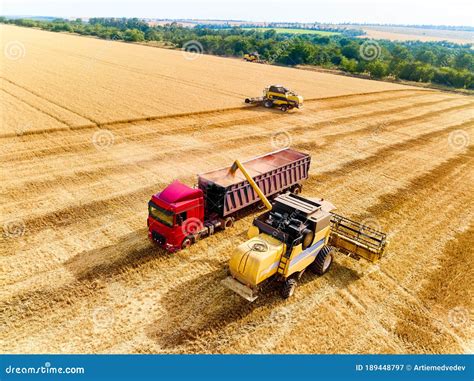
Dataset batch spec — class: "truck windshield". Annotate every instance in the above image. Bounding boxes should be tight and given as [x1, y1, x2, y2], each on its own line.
[148, 202, 174, 227]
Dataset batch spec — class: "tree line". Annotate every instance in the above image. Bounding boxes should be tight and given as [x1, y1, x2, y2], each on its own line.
[1, 17, 473, 89]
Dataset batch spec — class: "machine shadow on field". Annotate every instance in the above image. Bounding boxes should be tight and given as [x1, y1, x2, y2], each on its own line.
[146, 259, 361, 351]
[64, 228, 170, 282]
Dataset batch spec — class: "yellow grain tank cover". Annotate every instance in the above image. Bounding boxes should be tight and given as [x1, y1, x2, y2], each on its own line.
[228, 234, 285, 287]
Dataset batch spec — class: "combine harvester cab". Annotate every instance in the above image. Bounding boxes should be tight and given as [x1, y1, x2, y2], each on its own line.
[223, 192, 388, 301]
[148, 149, 311, 252]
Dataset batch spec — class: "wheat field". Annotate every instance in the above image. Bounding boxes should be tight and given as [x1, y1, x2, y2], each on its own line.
[1, 24, 473, 354]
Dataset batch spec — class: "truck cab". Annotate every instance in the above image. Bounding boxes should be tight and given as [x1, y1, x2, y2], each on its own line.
[148, 180, 204, 251]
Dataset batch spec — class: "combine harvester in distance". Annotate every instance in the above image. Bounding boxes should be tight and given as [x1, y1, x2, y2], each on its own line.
[245, 85, 303, 112]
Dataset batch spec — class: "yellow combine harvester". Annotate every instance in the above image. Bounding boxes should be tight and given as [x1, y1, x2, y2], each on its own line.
[222, 160, 387, 301]
[243, 52, 267, 64]
[245, 85, 303, 112]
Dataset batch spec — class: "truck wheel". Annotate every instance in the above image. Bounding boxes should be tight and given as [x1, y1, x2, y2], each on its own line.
[292, 184, 302, 194]
[281, 278, 297, 299]
[245, 98, 250, 103]
[310, 246, 333, 275]
[181, 237, 193, 250]
[264, 100, 273, 108]
[280, 105, 288, 112]
[223, 217, 234, 230]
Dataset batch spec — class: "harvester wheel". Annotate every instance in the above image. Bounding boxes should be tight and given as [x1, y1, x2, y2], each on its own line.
[301, 228, 315, 250]
[310, 246, 333, 275]
[264, 100, 273, 108]
[280, 105, 288, 112]
[181, 237, 193, 250]
[282, 278, 297, 299]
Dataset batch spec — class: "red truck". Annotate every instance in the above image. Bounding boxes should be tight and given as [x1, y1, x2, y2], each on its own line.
[147, 149, 311, 251]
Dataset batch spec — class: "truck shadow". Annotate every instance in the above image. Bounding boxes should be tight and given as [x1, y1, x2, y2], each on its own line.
[64, 228, 170, 282]
[146, 260, 361, 351]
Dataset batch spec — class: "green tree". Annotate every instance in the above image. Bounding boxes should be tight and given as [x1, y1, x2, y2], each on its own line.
[340, 57, 358, 73]
[341, 43, 359, 59]
[366, 61, 388, 78]
[123, 29, 145, 42]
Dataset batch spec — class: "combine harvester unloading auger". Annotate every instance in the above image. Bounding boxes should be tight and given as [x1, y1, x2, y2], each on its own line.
[222, 159, 388, 301]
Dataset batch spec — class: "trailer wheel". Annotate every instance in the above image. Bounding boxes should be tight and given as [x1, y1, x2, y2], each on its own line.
[264, 100, 273, 108]
[310, 246, 333, 275]
[280, 105, 288, 112]
[223, 217, 234, 230]
[245, 98, 250, 103]
[281, 278, 297, 299]
[181, 237, 193, 250]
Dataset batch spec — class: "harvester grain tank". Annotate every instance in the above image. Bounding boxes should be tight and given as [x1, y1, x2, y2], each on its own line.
[147, 149, 311, 251]
[222, 168, 388, 301]
[245, 85, 303, 112]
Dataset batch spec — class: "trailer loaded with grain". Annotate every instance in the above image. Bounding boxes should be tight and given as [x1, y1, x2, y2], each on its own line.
[147, 149, 311, 251]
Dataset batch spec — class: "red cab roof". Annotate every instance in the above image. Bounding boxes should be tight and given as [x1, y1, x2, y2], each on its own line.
[156, 180, 202, 204]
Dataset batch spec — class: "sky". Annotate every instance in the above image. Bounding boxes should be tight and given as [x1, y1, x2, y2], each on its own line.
[1, 0, 473, 26]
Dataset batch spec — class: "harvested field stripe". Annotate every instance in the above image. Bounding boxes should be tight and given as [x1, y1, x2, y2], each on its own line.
[309, 120, 474, 183]
[0, 89, 430, 138]
[0, 92, 458, 164]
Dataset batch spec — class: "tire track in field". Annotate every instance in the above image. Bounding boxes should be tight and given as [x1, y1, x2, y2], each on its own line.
[304, 120, 473, 185]
[342, 151, 473, 354]
[0, 77, 99, 125]
[0, 88, 72, 127]
[291, 98, 473, 138]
